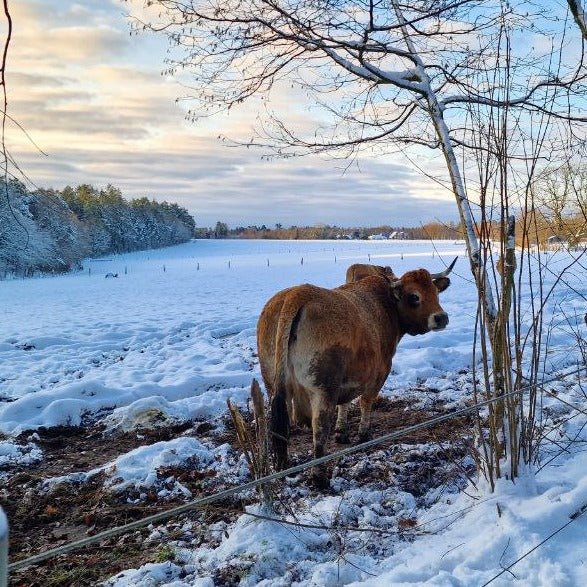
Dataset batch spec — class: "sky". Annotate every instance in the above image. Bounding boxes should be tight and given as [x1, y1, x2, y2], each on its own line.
[4, 0, 459, 228]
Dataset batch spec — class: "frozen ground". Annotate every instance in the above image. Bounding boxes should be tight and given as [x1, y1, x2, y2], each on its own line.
[1, 238, 586, 586]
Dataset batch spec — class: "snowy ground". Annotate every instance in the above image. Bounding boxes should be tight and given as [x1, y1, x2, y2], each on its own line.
[1, 239, 586, 586]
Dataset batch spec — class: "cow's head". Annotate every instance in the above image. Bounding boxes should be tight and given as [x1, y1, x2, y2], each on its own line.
[391, 257, 456, 335]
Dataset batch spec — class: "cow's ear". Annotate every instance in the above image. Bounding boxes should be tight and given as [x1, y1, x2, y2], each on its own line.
[434, 277, 450, 292]
[390, 282, 402, 301]
[383, 266, 398, 282]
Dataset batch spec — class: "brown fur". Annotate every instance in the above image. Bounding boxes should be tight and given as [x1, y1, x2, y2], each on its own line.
[345, 263, 397, 284]
[257, 266, 452, 487]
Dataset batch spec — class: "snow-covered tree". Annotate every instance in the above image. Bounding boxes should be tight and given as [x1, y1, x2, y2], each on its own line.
[0, 180, 52, 274]
[0, 182, 196, 274]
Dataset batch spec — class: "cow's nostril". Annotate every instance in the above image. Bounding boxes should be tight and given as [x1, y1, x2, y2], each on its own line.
[434, 313, 449, 328]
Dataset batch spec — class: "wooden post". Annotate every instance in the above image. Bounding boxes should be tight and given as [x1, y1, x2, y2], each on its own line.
[0, 506, 8, 587]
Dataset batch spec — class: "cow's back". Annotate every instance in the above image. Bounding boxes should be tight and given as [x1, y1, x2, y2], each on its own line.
[258, 277, 399, 404]
[346, 263, 397, 284]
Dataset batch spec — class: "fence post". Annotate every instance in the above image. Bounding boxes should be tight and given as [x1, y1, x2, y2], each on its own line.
[0, 506, 7, 587]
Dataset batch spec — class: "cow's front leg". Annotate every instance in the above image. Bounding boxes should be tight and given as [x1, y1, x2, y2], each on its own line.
[358, 395, 376, 442]
[311, 400, 336, 489]
[334, 403, 350, 444]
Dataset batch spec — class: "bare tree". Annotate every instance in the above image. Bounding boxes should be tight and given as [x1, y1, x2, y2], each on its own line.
[133, 0, 585, 301]
[533, 163, 587, 244]
[133, 0, 587, 482]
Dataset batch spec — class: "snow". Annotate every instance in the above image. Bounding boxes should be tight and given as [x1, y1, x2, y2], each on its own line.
[2, 238, 586, 585]
[42, 437, 245, 501]
[0, 440, 43, 470]
[0, 239, 465, 433]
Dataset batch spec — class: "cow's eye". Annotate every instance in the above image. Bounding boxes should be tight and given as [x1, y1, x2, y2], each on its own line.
[407, 293, 420, 307]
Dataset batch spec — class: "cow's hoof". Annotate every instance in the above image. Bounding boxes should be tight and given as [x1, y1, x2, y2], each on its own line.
[335, 431, 350, 444]
[357, 430, 372, 443]
[311, 472, 330, 490]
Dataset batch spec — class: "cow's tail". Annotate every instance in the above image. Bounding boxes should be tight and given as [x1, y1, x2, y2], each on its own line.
[270, 371, 290, 471]
[270, 305, 301, 471]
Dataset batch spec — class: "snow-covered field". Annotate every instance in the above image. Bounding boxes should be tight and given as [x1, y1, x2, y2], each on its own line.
[1, 239, 586, 586]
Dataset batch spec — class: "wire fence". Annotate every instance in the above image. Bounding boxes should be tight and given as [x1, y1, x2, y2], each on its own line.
[4, 364, 587, 579]
[482, 501, 587, 586]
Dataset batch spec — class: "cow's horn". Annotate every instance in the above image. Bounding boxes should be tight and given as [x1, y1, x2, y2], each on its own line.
[430, 256, 458, 279]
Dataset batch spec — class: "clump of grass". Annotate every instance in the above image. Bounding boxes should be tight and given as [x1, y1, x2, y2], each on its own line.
[227, 378, 274, 509]
[156, 544, 176, 563]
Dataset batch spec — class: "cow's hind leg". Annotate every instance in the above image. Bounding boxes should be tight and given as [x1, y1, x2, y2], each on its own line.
[311, 399, 337, 489]
[334, 403, 351, 444]
[358, 395, 376, 443]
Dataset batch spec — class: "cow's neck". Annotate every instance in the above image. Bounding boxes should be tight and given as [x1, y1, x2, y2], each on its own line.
[378, 288, 405, 351]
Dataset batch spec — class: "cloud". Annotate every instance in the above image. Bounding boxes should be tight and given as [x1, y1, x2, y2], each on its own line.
[11, 1, 129, 65]
[14, 135, 456, 227]
[7, 0, 458, 229]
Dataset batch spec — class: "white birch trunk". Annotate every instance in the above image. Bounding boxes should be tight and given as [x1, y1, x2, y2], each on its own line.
[568, 0, 587, 40]
[391, 0, 497, 321]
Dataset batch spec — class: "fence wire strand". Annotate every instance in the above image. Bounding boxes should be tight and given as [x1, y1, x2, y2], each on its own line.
[481, 501, 587, 586]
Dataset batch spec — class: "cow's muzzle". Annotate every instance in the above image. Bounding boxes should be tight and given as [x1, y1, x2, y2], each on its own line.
[430, 312, 449, 330]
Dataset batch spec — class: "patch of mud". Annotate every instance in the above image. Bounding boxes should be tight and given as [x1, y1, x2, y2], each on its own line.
[285, 396, 474, 489]
[3, 419, 236, 586]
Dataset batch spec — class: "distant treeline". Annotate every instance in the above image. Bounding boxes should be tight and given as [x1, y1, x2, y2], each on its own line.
[197, 221, 462, 240]
[0, 180, 195, 276]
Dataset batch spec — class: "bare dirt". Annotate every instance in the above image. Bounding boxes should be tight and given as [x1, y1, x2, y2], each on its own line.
[2, 396, 474, 586]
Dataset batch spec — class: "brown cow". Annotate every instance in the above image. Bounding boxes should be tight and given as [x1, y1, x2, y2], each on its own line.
[345, 263, 397, 284]
[257, 258, 457, 488]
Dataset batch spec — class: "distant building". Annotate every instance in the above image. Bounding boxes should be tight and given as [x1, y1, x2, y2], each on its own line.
[368, 233, 388, 240]
[546, 235, 567, 250]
